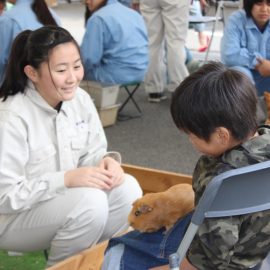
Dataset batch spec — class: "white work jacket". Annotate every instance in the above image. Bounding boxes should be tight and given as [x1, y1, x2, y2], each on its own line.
[0, 82, 108, 226]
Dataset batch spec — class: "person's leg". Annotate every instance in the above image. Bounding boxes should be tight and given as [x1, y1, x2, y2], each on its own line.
[0, 187, 118, 267]
[102, 212, 193, 270]
[162, 0, 189, 92]
[185, 47, 192, 64]
[189, 0, 208, 50]
[140, 1, 165, 96]
[102, 243, 125, 270]
[100, 174, 143, 242]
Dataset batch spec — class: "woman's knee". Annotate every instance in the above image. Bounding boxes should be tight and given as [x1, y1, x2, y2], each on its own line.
[119, 173, 143, 203]
[106, 174, 142, 215]
[66, 187, 109, 228]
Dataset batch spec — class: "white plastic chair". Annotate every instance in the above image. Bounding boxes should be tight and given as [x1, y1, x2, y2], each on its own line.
[169, 160, 270, 270]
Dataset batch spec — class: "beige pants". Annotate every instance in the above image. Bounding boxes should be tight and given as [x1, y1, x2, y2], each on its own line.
[0, 174, 142, 267]
[140, 0, 190, 93]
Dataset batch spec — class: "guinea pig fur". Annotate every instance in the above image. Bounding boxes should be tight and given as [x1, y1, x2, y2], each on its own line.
[128, 184, 194, 233]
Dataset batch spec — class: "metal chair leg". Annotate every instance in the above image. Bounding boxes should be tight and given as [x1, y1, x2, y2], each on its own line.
[118, 83, 142, 121]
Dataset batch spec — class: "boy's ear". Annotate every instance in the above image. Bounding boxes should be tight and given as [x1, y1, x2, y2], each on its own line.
[216, 127, 230, 145]
[24, 65, 38, 82]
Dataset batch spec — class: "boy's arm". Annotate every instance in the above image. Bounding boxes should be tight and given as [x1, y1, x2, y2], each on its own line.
[189, 157, 241, 269]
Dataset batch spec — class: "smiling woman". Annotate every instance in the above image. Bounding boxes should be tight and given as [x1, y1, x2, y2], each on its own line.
[24, 41, 84, 108]
[0, 26, 142, 268]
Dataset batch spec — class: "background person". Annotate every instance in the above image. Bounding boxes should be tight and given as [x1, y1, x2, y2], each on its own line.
[0, 26, 142, 267]
[221, 0, 270, 96]
[139, 0, 190, 103]
[189, 0, 209, 52]
[0, 0, 61, 83]
[81, 0, 148, 85]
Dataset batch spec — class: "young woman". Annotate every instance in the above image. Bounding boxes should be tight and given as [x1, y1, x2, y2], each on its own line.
[0, 26, 142, 267]
[0, 0, 61, 83]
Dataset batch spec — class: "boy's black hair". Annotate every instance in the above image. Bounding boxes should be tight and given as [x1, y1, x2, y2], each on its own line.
[170, 61, 258, 142]
[244, 0, 270, 17]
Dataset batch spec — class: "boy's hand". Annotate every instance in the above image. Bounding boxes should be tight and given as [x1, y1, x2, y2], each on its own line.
[255, 58, 270, 77]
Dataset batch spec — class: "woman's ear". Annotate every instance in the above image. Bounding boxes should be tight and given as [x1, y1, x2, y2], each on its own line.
[24, 65, 38, 82]
[216, 127, 230, 145]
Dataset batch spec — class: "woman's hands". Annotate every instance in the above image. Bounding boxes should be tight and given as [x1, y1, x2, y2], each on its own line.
[99, 156, 124, 187]
[64, 157, 124, 190]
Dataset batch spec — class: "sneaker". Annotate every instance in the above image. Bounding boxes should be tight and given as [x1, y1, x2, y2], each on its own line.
[148, 93, 168, 103]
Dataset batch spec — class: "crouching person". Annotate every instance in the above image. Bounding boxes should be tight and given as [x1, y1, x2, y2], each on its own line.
[0, 26, 142, 267]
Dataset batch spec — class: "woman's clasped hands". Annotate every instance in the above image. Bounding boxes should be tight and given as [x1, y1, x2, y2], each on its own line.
[64, 157, 124, 190]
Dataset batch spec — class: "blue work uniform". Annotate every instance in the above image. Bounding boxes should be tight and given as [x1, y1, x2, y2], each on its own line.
[80, 0, 148, 85]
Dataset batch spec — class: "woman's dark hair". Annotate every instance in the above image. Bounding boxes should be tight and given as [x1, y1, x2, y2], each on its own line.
[244, 0, 270, 17]
[0, 26, 80, 101]
[84, 0, 108, 26]
[170, 61, 258, 142]
[32, 0, 58, 25]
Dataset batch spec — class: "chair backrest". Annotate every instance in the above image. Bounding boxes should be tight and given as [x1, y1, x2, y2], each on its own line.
[169, 160, 270, 270]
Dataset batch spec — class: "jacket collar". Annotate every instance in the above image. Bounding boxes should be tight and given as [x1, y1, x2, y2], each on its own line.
[25, 80, 70, 116]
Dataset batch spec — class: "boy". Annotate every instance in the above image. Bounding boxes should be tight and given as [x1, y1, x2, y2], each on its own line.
[102, 62, 270, 270]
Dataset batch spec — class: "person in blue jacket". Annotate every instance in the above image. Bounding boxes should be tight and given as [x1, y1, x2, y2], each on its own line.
[221, 0, 270, 96]
[0, 0, 61, 84]
[81, 0, 148, 85]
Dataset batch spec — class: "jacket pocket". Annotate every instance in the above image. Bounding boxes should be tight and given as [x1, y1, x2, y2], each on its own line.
[26, 144, 57, 177]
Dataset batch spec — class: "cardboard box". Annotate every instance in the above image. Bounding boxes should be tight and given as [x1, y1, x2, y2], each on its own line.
[98, 104, 120, 127]
[80, 81, 120, 108]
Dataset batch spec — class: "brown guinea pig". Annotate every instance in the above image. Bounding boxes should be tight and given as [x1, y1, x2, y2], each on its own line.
[128, 184, 194, 233]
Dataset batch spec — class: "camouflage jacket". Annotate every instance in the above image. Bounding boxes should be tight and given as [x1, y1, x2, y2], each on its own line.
[187, 126, 270, 270]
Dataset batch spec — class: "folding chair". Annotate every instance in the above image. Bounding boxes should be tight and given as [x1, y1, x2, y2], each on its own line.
[168, 160, 270, 270]
[117, 82, 142, 121]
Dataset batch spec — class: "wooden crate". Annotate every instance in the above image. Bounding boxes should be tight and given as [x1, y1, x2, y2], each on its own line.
[46, 164, 192, 270]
